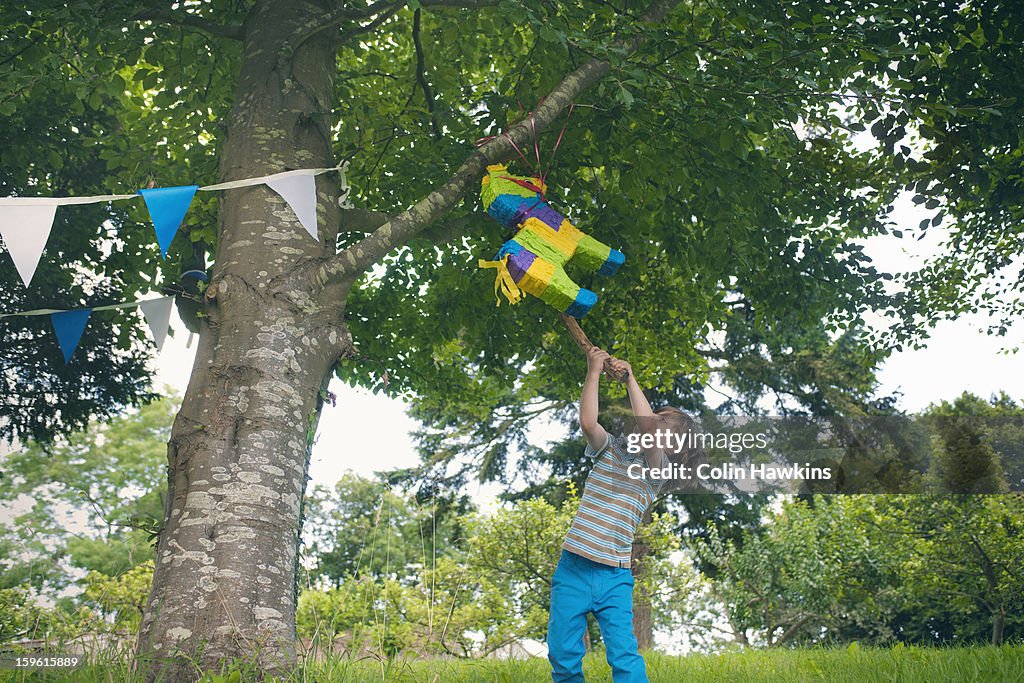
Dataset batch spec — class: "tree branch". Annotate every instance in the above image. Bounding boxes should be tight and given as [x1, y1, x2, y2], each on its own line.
[310, 0, 682, 291]
[294, 0, 399, 48]
[770, 614, 814, 647]
[339, 208, 394, 233]
[418, 0, 501, 6]
[412, 9, 443, 139]
[334, 3, 405, 47]
[297, 0, 499, 52]
[329, 0, 399, 20]
[0, 32, 46, 67]
[131, 7, 243, 41]
[339, 209, 478, 248]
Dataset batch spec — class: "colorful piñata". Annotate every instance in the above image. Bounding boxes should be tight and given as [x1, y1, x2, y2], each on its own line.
[478, 164, 624, 318]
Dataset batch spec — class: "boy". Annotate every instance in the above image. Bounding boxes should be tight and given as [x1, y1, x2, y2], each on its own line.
[547, 346, 690, 683]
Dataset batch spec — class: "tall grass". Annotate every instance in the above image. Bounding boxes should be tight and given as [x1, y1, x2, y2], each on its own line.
[3, 644, 1022, 683]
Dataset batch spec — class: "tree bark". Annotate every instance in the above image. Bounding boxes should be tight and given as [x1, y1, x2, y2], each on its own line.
[134, 2, 351, 679]
[992, 607, 1004, 646]
[631, 508, 655, 650]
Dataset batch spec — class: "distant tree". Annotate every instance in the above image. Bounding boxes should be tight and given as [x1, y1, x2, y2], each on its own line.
[0, 516, 66, 592]
[464, 494, 574, 647]
[0, 395, 175, 588]
[82, 561, 154, 633]
[299, 492, 570, 658]
[0, 586, 97, 644]
[925, 392, 1023, 492]
[928, 415, 1009, 495]
[301, 473, 467, 587]
[883, 494, 1024, 646]
[693, 496, 904, 647]
[297, 554, 497, 659]
[694, 490, 1024, 648]
[883, 394, 1024, 646]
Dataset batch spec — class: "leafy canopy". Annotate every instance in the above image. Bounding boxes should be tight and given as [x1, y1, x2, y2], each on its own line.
[1, 0, 1019, 456]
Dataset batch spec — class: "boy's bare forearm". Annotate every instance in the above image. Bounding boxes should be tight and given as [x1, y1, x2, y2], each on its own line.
[607, 358, 654, 418]
[580, 367, 601, 429]
[580, 347, 610, 449]
[625, 374, 655, 418]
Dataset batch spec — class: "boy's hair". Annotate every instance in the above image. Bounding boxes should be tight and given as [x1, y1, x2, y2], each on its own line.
[652, 406, 707, 493]
[653, 406, 693, 441]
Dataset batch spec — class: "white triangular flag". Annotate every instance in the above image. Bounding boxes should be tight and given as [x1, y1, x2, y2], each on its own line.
[139, 296, 174, 351]
[265, 174, 318, 241]
[0, 203, 59, 286]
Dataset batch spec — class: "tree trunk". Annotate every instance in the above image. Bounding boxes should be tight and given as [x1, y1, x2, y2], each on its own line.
[134, 2, 350, 679]
[992, 608, 1005, 646]
[631, 509, 654, 650]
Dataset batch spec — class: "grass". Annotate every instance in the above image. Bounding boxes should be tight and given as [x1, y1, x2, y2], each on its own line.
[2, 644, 1022, 682]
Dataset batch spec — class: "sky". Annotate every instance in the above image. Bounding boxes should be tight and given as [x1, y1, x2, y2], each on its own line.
[147, 188, 1024, 498]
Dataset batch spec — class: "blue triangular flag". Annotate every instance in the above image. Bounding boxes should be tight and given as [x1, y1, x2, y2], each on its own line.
[50, 309, 92, 364]
[137, 185, 199, 258]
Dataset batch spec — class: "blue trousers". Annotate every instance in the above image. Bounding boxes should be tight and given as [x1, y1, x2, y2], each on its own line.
[547, 550, 648, 682]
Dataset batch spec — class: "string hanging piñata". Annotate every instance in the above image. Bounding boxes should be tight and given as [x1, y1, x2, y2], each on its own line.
[478, 163, 624, 318]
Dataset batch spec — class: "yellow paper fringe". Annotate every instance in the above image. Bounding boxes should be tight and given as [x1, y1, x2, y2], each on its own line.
[478, 255, 523, 307]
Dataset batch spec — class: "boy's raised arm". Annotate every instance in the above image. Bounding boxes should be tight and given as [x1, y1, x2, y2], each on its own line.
[609, 358, 665, 470]
[609, 358, 654, 418]
[580, 346, 610, 452]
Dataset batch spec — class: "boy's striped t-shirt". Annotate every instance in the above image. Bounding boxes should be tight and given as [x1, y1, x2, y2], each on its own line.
[562, 433, 669, 568]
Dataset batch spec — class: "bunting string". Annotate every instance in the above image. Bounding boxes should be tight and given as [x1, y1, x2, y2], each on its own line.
[0, 295, 176, 364]
[0, 163, 351, 287]
[197, 164, 345, 191]
[0, 164, 347, 205]
[0, 296, 173, 318]
[0, 193, 139, 206]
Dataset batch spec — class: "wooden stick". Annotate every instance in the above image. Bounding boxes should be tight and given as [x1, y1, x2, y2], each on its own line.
[559, 312, 593, 352]
[559, 312, 628, 382]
